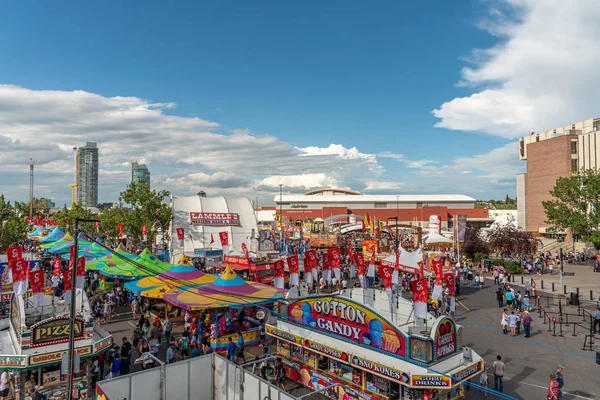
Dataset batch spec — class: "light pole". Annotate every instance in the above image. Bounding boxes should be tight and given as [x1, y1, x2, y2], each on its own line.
[279, 184, 283, 253]
[396, 196, 399, 247]
[67, 218, 98, 400]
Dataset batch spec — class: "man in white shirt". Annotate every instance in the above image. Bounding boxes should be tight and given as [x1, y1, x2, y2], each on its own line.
[0, 370, 9, 399]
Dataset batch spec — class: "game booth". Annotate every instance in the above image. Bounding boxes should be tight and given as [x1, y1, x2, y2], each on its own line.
[268, 291, 483, 400]
[162, 265, 284, 351]
[0, 290, 113, 399]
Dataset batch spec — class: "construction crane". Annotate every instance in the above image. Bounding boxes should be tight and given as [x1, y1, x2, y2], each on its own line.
[71, 147, 79, 207]
[29, 158, 34, 218]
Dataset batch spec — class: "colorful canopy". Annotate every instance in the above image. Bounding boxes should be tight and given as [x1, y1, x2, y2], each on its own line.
[124, 265, 216, 298]
[47, 235, 93, 254]
[96, 248, 172, 280]
[163, 265, 282, 310]
[27, 227, 49, 240]
[63, 242, 110, 260]
[41, 232, 73, 250]
[39, 227, 65, 244]
[86, 244, 138, 271]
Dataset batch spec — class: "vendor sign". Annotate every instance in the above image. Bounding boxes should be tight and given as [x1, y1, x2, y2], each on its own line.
[189, 212, 241, 226]
[362, 240, 378, 258]
[432, 316, 457, 360]
[289, 296, 407, 357]
[411, 375, 451, 388]
[303, 339, 348, 363]
[266, 325, 302, 345]
[224, 255, 249, 267]
[0, 356, 27, 368]
[30, 317, 85, 347]
[452, 361, 482, 382]
[93, 337, 113, 354]
[350, 355, 410, 384]
[29, 346, 92, 367]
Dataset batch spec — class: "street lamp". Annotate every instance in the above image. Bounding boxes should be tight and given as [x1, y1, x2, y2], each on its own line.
[396, 196, 399, 246]
[279, 184, 283, 253]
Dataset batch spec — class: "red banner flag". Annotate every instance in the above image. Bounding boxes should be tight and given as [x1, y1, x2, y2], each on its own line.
[95, 221, 99, 231]
[118, 223, 123, 237]
[329, 247, 341, 269]
[305, 250, 317, 268]
[241, 243, 249, 259]
[411, 278, 428, 304]
[176, 228, 184, 241]
[287, 255, 299, 274]
[418, 260, 425, 279]
[29, 270, 44, 294]
[10, 259, 26, 282]
[219, 232, 229, 246]
[377, 264, 393, 289]
[6, 246, 22, 263]
[347, 246, 354, 262]
[142, 225, 147, 235]
[64, 269, 72, 291]
[443, 273, 456, 296]
[54, 258, 61, 277]
[76, 256, 85, 277]
[432, 259, 443, 285]
[322, 252, 331, 271]
[273, 259, 285, 278]
[354, 253, 365, 275]
[303, 256, 312, 273]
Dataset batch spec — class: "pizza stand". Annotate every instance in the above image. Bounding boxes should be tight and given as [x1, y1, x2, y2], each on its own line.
[268, 292, 483, 400]
[0, 291, 113, 399]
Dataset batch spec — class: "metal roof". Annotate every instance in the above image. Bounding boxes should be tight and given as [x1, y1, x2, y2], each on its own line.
[274, 194, 476, 203]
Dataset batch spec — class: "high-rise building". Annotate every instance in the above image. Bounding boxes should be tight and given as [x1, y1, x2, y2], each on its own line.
[517, 118, 600, 234]
[132, 162, 151, 187]
[77, 142, 99, 207]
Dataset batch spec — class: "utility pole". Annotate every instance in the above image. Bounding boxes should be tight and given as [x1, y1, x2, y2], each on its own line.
[396, 196, 399, 247]
[29, 158, 35, 218]
[279, 184, 283, 253]
[66, 218, 99, 400]
[559, 247, 563, 292]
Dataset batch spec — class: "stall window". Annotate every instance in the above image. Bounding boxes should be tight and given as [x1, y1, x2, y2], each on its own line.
[352, 368, 363, 387]
[278, 340, 291, 359]
[317, 355, 329, 371]
[290, 344, 303, 362]
[365, 372, 390, 396]
[304, 350, 317, 369]
[329, 360, 353, 381]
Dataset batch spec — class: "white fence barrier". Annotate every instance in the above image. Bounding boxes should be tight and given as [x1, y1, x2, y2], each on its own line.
[97, 354, 297, 400]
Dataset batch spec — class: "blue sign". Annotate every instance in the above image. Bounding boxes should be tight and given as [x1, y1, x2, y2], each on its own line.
[193, 249, 223, 257]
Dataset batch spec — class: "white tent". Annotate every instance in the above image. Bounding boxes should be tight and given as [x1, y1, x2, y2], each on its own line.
[380, 247, 423, 275]
[169, 195, 257, 263]
[423, 231, 452, 245]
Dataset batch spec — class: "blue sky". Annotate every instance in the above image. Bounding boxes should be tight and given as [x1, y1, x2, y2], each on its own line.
[1, 0, 597, 206]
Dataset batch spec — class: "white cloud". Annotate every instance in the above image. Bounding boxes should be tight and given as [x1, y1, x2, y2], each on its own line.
[361, 180, 405, 192]
[258, 174, 341, 190]
[377, 152, 437, 169]
[0, 85, 384, 204]
[432, 0, 600, 138]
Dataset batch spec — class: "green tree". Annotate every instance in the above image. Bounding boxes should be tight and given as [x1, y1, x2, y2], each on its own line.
[97, 207, 129, 245]
[543, 169, 600, 250]
[119, 181, 172, 246]
[0, 195, 29, 252]
[14, 198, 52, 217]
[49, 203, 96, 236]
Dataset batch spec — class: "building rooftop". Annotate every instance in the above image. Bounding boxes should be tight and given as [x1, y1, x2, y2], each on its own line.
[274, 194, 476, 203]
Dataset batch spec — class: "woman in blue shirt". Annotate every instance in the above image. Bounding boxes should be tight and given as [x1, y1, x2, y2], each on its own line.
[110, 353, 122, 379]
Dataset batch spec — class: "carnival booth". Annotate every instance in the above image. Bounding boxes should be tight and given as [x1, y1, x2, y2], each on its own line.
[163, 265, 283, 351]
[268, 290, 483, 400]
[0, 290, 113, 399]
[124, 264, 216, 325]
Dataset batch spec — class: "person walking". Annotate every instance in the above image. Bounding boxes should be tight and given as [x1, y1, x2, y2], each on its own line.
[120, 337, 132, 375]
[554, 365, 564, 400]
[547, 373, 560, 400]
[275, 358, 286, 390]
[524, 280, 532, 297]
[0, 370, 9, 400]
[467, 270, 473, 287]
[496, 288, 504, 308]
[227, 337, 237, 363]
[479, 362, 488, 396]
[501, 309, 509, 335]
[508, 311, 518, 336]
[515, 291, 523, 311]
[492, 355, 505, 393]
[166, 342, 176, 364]
[531, 279, 536, 297]
[179, 334, 190, 360]
[505, 289, 514, 310]
[524, 295, 531, 312]
[593, 307, 600, 333]
[522, 310, 533, 337]
[493, 269, 499, 285]
[163, 315, 173, 346]
[236, 331, 246, 363]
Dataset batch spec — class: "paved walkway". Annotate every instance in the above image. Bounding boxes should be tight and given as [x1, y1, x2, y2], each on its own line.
[454, 282, 599, 399]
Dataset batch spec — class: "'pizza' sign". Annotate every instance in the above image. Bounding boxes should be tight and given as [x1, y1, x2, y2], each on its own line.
[31, 317, 85, 347]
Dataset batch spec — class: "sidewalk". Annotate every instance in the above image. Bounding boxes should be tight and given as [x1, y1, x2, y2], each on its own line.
[484, 263, 600, 304]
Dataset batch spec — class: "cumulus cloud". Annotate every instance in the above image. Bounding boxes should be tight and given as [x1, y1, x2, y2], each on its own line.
[0, 85, 384, 204]
[432, 0, 600, 138]
[361, 180, 405, 192]
[377, 152, 437, 169]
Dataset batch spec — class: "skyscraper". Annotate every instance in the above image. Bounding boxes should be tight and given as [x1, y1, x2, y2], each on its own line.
[77, 142, 99, 207]
[131, 162, 151, 187]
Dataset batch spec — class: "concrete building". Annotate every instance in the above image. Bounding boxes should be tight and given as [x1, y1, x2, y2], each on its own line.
[77, 142, 99, 207]
[132, 161, 151, 187]
[517, 117, 600, 234]
[271, 188, 490, 230]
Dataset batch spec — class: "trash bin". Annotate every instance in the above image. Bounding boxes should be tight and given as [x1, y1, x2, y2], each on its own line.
[570, 292, 579, 306]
